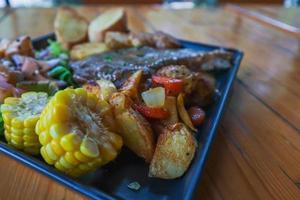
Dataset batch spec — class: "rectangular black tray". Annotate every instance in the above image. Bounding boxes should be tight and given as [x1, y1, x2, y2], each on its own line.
[0, 33, 243, 200]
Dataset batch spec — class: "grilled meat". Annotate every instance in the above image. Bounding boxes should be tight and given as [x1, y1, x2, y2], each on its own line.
[130, 31, 181, 49]
[105, 31, 181, 49]
[70, 46, 232, 88]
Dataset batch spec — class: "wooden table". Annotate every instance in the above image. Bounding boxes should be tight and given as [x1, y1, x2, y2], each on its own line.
[0, 4, 300, 200]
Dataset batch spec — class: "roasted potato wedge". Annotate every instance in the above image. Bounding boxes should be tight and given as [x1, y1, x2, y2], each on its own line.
[54, 7, 88, 49]
[83, 79, 117, 102]
[149, 123, 196, 179]
[110, 92, 155, 162]
[105, 31, 132, 49]
[120, 70, 143, 100]
[97, 79, 117, 101]
[70, 42, 108, 60]
[88, 8, 128, 42]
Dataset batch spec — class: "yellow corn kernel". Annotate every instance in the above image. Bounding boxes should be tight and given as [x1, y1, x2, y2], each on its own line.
[59, 156, 74, 169]
[41, 116, 50, 129]
[41, 147, 55, 165]
[35, 121, 42, 133]
[64, 152, 80, 165]
[74, 151, 91, 162]
[11, 134, 23, 143]
[11, 118, 23, 129]
[54, 90, 71, 105]
[4, 97, 19, 105]
[55, 161, 67, 172]
[45, 144, 59, 160]
[80, 137, 99, 158]
[1, 113, 12, 126]
[10, 127, 23, 136]
[60, 133, 82, 152]
[38, 131, 51, 145]
[23, 135, 39, 142]
[99, 143, 117, 164]
[24, 116, 39, 128]
[23, 128, 34, 135]
[50, 123, 68, 139]
[51, 104, 70, 123]
[4, 131, 11, 141]
[50, 140, 65, 156]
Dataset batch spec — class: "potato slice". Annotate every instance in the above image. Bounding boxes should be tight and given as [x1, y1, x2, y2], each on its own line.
[105, 31, 132, 49]
[149, 123, 196, 179]
[70, 42, 108, 60]
[97, 79, 117, 102]
[120, 70, 143, 100]
[88, 8, 128, 42]
[54, 7, 88, 49]
[110, 92, 155, 162]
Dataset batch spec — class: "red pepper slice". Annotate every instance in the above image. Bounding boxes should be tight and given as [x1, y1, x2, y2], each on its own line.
[152, 76, 183, 96]
[135, 105, 169, 119]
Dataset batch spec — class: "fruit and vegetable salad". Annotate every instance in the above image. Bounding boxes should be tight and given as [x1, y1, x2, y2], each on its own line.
[0, 7, 232, 179]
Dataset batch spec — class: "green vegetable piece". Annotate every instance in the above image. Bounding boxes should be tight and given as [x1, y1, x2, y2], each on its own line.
[16, 81, 59, 96]
[48, 40, 68, 57]
[47, 66, 67, 78]
[104, 55, 113, 62]
[59, 71, 71, 82]
[59, 59, 68, 68]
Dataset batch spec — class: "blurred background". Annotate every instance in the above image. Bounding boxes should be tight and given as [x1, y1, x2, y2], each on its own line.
[1, 0, 299, 8]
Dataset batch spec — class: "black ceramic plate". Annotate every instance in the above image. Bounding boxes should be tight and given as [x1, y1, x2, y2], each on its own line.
[0, 33, 243, 200]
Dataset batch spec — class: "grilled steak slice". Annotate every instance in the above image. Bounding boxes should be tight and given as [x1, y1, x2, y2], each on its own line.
[70, 46, 232, 87]
[105, 31, 181, 49]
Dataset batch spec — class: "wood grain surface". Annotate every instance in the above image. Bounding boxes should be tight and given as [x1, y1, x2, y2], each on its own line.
[229, 4, 300, 29]
[0, 4, 300, 200]
[226, 4, 300, 39]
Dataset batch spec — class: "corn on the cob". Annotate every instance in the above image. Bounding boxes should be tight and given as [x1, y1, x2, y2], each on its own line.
[36, 88, 123, 177]
[0, 92, 49, 155]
